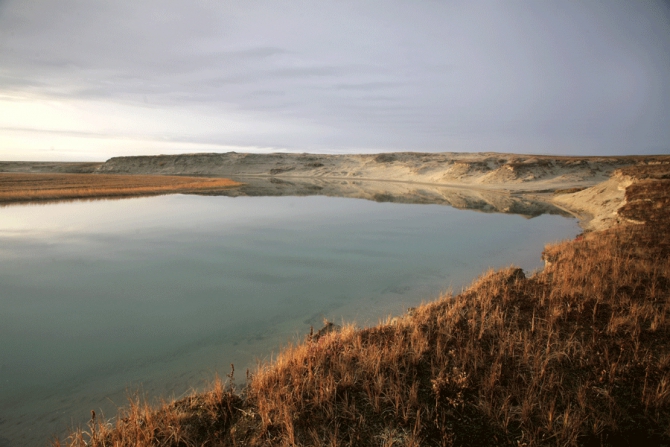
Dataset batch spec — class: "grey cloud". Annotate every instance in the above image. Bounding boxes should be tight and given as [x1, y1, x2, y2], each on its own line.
[333, 82, 401, 91]
[1, 0, 669, 156]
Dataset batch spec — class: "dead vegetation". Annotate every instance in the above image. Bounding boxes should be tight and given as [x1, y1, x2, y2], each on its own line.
[0, 173, 241, 204]
[54, 166, 670, 446]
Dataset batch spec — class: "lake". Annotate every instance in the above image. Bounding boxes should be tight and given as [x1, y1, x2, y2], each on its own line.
[0, 192, 578, 446]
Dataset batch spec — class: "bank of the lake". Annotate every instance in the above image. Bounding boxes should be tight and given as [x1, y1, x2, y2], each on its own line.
[53, 162, 670, 446]
[1, 154, 667, 446]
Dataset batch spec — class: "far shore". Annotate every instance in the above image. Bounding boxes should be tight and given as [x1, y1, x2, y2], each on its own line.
[0, 172, 241, 204]
[2, 152, 669, 230]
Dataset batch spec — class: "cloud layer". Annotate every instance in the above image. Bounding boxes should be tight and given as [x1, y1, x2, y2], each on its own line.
[1, 1, 669, 160]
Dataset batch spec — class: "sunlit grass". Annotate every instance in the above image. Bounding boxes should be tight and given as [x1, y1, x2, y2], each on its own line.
[0, 173, 241, 204]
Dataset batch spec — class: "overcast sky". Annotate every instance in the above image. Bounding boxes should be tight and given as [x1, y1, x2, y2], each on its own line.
[1, 1, 669, 161]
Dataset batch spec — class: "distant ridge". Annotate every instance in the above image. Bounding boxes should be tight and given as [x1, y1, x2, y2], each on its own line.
[96, 151, 659, 192]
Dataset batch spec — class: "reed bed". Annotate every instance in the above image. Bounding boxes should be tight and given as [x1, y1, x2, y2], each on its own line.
[54, 167, 670, 446]
[0, 173, 241, 204]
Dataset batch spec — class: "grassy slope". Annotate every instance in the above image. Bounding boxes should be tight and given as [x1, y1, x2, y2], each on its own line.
[55, 164, 670, 447]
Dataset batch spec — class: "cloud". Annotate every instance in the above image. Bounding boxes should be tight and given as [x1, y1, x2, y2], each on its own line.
[1, 0, 669, 160]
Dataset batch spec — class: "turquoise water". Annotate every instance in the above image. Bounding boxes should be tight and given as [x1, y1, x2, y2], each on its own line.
[0, 194, 578, 446]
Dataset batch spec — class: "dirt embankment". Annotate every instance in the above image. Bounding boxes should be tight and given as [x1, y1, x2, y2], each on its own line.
[551, 162, 670, 231]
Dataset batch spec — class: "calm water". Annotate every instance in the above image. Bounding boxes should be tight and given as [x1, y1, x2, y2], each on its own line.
[0, 194, 578, 446]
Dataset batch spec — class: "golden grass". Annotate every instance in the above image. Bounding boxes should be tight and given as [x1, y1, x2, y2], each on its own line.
[53, 166, 670, 446]
[0, 173, 241, 204]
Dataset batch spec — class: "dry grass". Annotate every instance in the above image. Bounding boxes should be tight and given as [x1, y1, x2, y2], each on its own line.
[53, 166, 670, 446]
[0, 173, 241, 204]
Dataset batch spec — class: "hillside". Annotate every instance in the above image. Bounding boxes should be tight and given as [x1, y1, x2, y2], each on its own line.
[96, 152, 656, 193]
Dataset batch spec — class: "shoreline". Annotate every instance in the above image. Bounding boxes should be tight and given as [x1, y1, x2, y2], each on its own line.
[1, 153, 668, 445]
[5, 151, 667, 230]
[51, 159, 670, 446]
[0, 172, 242, 205]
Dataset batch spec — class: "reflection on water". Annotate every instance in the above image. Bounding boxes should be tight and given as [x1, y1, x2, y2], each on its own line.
[0, 194, 578, 446]
[202, 176, 571, 218]
[1, 175, 571, 220]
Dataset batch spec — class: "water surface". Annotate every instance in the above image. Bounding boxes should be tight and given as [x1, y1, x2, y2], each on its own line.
[0, 194, 578, 446]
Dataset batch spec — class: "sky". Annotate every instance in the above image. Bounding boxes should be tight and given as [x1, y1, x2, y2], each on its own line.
[0, 1, 669, 161]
